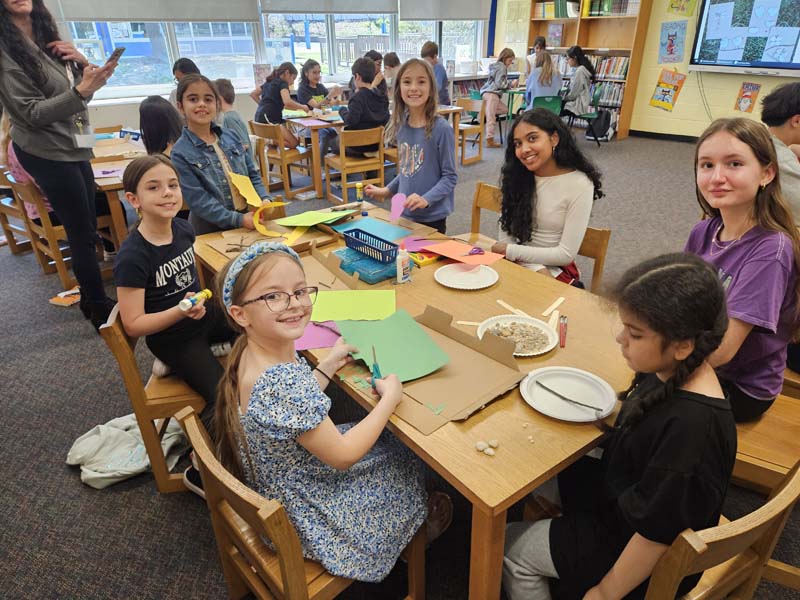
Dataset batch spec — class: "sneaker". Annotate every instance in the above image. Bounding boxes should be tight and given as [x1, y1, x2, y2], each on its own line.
[183, 466, 205, 499]
[152, 358, 172, 377]
[486, 138, 503, 149]
[425, 491, 453, 545]
[103, 249, 118, 262]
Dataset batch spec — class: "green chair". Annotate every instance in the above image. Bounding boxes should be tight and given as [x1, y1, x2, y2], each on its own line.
[569, 86, 604, 148]
[531, 95, 563, 115]
[470, 89, 508, 144]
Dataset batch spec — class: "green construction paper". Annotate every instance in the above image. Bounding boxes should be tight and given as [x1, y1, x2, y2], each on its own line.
[351, 376, 371, 390]
[336, 309, 449, 383]
[275, 210, 356, 227]
[311, 290, 396, 322]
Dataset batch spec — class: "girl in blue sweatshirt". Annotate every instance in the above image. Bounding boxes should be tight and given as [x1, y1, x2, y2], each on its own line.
[365, 59, 457, 234]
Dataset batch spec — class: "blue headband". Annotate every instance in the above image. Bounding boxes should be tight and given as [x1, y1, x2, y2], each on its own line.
[222, 241, 301, 309]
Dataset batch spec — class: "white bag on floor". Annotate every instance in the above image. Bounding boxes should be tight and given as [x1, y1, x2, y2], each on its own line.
[66, 414, 188, 489]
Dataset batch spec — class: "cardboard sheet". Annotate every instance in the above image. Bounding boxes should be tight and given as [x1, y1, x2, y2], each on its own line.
[300, 246, 360, 291]
[336, 309, 449, 383]
[422, 240, 505, 266]
[206, 225, 336, 258]
[331, 216, 411, 241]
[311, 290, 396, 322]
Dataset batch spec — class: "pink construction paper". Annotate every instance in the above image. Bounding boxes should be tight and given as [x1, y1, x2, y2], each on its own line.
[292, 118, 329, 127]
[295, 321, 340, 351]
[402, 236, 437, 252]
[421, 240, 505, 266]
[390, 194, 406, 222]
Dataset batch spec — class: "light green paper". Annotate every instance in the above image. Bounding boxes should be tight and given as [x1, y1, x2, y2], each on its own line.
[351, 376, 371, 390]
[311, 290, 396, 322]
[336, 309, 449, 383]
[275, 210, 356, 227]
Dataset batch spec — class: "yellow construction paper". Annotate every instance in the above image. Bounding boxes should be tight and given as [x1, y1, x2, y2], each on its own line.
[229, 172, 265, 208]
[311, 290, 396, 322]
[275, 210, 356, 227]
[285, 226, 308, 245]
[253, 204, 284, 237]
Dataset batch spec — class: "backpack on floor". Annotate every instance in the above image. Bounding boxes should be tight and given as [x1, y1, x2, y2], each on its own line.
[586, 109, 614, 142]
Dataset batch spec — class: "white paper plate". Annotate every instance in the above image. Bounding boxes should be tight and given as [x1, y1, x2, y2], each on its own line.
[520, 367, 616, 422]
[434, 264, 499, 290]
[477, 315, 558, 357]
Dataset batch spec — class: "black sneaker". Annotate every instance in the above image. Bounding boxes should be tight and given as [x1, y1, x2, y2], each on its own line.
[183, 466, 206, 499]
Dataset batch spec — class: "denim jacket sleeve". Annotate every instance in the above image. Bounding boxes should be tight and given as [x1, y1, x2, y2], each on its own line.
[219, 129, 269, 200]
[171, 144, 244, 230]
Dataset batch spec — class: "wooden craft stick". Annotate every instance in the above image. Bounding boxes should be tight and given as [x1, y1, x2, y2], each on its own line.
[456, 321, 481, 326]
[547, 310, 560, 330]
[497, 299, 532, 318]
[542, 296, 565, 317]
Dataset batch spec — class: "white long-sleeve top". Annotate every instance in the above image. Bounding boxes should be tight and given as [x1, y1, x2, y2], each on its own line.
[498, 170, 594, 273]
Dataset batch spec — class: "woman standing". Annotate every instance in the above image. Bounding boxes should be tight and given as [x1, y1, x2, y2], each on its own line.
[0, 0, 118, 330]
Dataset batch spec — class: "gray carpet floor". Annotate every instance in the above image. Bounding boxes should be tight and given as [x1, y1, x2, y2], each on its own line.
[0, 133, 796, 599]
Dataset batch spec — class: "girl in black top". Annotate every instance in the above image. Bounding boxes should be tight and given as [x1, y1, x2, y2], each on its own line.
[114, 156, 235, 438]
[296, 59, 341, 156]
[251, 62, 309, 149]
[503, 253, 737, 600]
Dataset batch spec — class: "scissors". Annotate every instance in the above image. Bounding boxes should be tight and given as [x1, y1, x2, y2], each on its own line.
[371, 345, 382, 392]
[460, 246, 485, 256]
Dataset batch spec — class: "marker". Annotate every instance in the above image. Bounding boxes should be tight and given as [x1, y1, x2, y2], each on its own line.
[179, 289, 212, 312]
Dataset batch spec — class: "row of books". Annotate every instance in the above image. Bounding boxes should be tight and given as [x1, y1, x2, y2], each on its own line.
[532, 0, 577, 18]
[582, 0, 639, 16]
[453, 80, 483, 96]
[552, 54, 629, 81]
[590, 81, 625, 107]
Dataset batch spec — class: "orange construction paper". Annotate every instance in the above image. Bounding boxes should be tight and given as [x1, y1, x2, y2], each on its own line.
[421, 240, 505, 265]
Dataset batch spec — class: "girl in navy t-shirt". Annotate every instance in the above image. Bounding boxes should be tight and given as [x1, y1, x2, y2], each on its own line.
[503, 253, 737, 600]
[252, 62, 309, 149]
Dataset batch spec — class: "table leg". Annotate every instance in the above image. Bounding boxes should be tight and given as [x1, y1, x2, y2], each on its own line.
[452, 112, 461, 157]
[469, 505, 507, 600]
[104, 190, 128, 248]
[309, 128, 323, 199]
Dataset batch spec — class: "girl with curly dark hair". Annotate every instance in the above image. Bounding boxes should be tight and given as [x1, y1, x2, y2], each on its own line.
[0, 0, 119, 330]
[492, 108, 603, 286]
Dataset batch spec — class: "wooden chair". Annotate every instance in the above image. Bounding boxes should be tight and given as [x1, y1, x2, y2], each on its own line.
[324, 127, 385, 204]
[577, 227, 611, 293]
[644, 461, 800, 599]
[455, 98, 485, 166]
[0, 168, 32, 254]
[176, 407, 428, 600]
[250, 121, 314, 199]
[99, 305, 205, 493]
[782, 368, 800, 399]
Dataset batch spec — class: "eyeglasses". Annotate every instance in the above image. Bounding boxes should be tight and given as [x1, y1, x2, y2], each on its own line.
[240, 286, 318, 312]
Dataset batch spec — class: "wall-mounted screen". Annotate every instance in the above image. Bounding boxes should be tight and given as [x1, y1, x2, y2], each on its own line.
[689, 0, 800, 77]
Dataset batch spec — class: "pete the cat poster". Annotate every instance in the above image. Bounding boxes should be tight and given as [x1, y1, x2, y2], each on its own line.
[659, 20, 687, 64]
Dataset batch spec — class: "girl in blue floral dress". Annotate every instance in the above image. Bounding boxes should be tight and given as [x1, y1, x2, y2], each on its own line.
[213, 242, 447, 581]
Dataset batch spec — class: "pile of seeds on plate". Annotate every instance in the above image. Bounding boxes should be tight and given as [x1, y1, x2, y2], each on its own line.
[489, 321, 550, 354]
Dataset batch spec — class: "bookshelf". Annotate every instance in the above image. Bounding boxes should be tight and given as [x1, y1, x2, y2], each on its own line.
[527, 0, 653, 139]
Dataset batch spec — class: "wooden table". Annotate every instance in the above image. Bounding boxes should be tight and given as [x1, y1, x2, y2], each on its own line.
[193, 211, 631, 599]
[437, 104, 463, 156]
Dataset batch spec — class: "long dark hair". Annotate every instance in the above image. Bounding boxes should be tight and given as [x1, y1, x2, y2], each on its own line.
[612, 253, 728, 427]
[266, 61, 297, 83]
[0, 0, 63, 89]
[566, 45, 595, 80]
[499, 108, 603, 243]
[300, 59, 320, 88]
[139, 96, 182, 155]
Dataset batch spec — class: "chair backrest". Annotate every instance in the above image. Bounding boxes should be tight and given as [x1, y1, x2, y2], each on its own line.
[457, 97, 485, 124]
[577, 227, 611, 294]
[531, 95, 563, 115]
[469, 89, 482, 101]
[645, 461, 800, 600]
[249, 120, 284, 183]
[590, 85, 602, 109]
[336, 126, 384, 159]
[176, 407, 313, 600]
[98, 305, 150, 414]
[8, 178, 58, 233]
[469, 181, 501, 235]
[95, 124, 123, 134]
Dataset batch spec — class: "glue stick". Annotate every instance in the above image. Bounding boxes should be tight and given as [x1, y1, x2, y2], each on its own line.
[179, 289, 212, 312]
[396, 249, 411, 284]
[356, 182, 366, 216]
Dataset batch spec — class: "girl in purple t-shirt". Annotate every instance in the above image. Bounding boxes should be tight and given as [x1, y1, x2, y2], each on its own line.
[684, 118, 800, 421]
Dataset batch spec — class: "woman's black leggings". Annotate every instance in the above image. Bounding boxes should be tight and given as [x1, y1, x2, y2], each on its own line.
[13, 143, 107, 304]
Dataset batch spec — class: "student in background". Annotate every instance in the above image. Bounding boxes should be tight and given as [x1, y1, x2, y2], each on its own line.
[337, 57, 390, 156]
[562, 45, 595, 117]
[251, 62, 310, 149]
[348, 49, 387, 96]
[365, 59, 457, 234]
[296, 59, 340, 156]
[383, 51, 401, 93]
[480, 48, 517, 148]
[139, 95, 183, 156]
[526, 35, 547, 82]
[760, 82, 800, 219]
[526, 51, 562, 107]
[169, 57, 201, 108]
[115, 156, 236, 483]
[172, 74, 275, 234]
[214, 241, 451, 581]
[214, 78, 254, 161]
[504, 253, 736, 600]
[421, 41, 451, 106]
[684, 118, 800, 422]
[492, 108, 602, 285]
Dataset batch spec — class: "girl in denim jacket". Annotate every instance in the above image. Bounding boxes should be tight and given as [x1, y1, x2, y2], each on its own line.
[172, 74, 276, 235]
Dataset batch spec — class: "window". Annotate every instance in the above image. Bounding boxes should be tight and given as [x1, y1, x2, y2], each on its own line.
[333, 14, 392, 69]
[442, 20, 482, 64]
[175, 21, 256, 89]
[70, 21, 173, 99]
[397, 20, 436, 63]
[264, 15, 330, 74]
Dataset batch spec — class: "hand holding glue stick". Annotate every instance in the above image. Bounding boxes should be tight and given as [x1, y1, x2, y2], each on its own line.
[179, 289, 212, 312]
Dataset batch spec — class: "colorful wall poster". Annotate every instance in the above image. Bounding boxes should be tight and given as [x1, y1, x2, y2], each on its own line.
[666, 0, 697, 17]
[252, 64, 272, 87]
[733, 82, 761, 113]
[658, 20, 688, 63]
[650, 69, 687, 111]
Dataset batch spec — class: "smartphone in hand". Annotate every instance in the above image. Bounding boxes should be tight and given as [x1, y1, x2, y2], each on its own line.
[105, 47, 125, 65]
